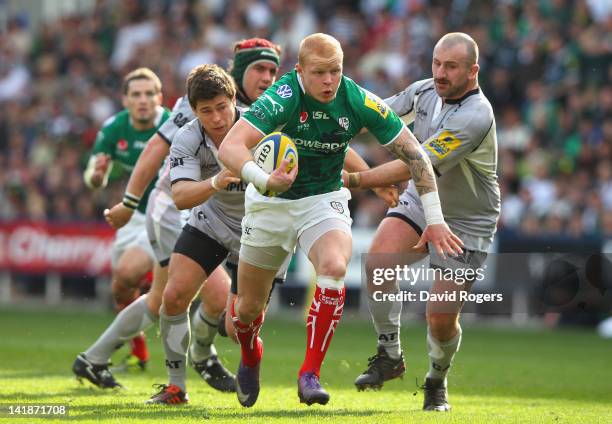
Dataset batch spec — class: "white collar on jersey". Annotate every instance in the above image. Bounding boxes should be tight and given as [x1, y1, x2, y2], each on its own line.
[202, 131, 223, 168]
[296, 73, 306, 94]
[432, 97, 443, 121]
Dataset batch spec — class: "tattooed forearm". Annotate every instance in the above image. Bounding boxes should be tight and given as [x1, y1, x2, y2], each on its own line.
[385, 129, 437, 196]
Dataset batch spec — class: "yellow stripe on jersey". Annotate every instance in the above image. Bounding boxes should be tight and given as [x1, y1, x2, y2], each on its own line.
[364, 94, 389, 119]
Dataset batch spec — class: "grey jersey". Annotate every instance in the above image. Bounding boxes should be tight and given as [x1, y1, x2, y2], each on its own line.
[158, 96, 194, 145]
[155, 96, 195, 195]
[386, 78, 500, 238]
[169, 112, 248, 249]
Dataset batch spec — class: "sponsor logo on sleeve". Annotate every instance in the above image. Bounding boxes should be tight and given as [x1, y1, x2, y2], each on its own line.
[170, 157, 184, 168]
[261, 94, 284, 115]
[364, 93, 389, 119]
[424, 131, 461, 159]
[276, 84, 293, 98]
[173, 112, 189, 128]
[250, 105, 266, 120]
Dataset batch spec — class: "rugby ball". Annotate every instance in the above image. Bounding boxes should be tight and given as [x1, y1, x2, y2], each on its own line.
[252, 132, 298, 195]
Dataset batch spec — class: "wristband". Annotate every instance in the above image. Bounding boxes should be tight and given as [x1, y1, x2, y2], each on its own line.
[347, 172, 361, 188]
[420, 191, 444, 225]
[122, 192, 140, 210]
[211, 174, 221, 191]
[241, 161, 270, 193]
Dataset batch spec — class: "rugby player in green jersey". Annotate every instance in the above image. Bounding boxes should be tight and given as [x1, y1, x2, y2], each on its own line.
[82, 68, 169, 373]
[219, 33, 463, 407]
[86, 40, 395, 395]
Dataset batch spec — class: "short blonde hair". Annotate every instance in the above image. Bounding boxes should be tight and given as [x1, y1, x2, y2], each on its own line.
[435, 32, 479, 65]
[122, 67, 162, 95]
[298, 33, 343, 67]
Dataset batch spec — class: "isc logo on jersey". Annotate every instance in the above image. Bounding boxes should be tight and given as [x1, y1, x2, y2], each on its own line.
[252, 132, 298, 196]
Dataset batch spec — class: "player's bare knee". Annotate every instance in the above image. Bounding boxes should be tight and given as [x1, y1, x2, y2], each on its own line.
[427, 312, 459, 338]
[237, 299, 265, 323]
[111, 279, 137, 304]
[162, 283, 190, 315]
[200, 296, 224, 319]
[316, 258, 347, 280]
[110, 279, 124, 297]
[202, 284, 229, 316]
[145, 291, 162, 318]
[114, 263, 144, 288]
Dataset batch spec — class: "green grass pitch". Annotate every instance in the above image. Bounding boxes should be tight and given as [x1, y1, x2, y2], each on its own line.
[1, 307, 611, 423]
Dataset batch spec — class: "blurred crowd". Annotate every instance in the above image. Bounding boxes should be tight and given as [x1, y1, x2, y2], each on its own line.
[0, 0, 610, 240]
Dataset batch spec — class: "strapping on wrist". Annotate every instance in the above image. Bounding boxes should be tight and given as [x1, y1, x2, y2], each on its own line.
[241, 161, 270, 193]
[122, 192, 140, 210]
[420, 191, 444, 225]
[211, 174, 221, 191]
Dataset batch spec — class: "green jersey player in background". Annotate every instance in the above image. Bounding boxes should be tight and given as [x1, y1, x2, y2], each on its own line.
[219, 33, 463, 408]
[82, 67, 170, 372]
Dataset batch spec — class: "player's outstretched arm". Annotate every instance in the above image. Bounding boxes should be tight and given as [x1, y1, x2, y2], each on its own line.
[343, 147, 399, 207]
[104, 133, 169, 229]
[171, 169, 240, 210]
[385, 127, 464, 258]
[385, 127, 436, 196]
[343, 147, 370, 173]
[344, 159, 411, 190]
[126, 133, 169, 198]
[219, 120, 296, 194]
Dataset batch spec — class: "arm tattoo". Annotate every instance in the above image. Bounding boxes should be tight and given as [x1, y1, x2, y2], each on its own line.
[385, 129, 437, 196]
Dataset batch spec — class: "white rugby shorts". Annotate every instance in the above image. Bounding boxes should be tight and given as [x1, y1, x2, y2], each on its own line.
[146, 188, 189, 265]
[112, 209, 155, 267]
[241, 185, 353, 253]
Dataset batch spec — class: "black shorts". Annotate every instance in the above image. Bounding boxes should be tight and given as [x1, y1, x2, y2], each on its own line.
[173, 224, 229, 276]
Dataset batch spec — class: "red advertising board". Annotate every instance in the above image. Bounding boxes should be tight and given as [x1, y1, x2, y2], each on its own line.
[0, 221, 115, 275]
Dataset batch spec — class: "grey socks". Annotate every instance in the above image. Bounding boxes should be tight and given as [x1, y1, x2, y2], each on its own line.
[190, 307, 219, 362]
[85, 295, 155, 364]
[160, 308, 190, 391]
[426, 326, 462, 382]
